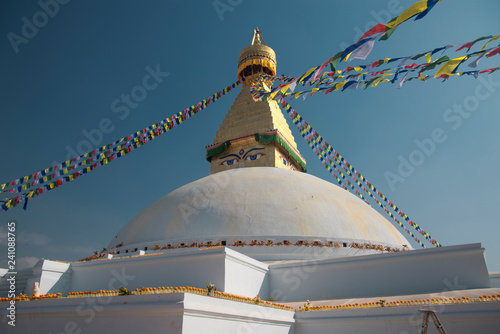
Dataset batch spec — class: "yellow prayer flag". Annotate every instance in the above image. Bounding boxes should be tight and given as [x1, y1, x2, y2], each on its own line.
[280, 84, 290, 95]
[371, 73, 392, 87]
[334, 81, 347, 91]
[298, 67, 317, 83]
[434, 56, 467, 77]
[270, 90, 280, 100]
[425, 52, 432, 63]
[386, 1, 428, 29]
[481, 35, 500, 50]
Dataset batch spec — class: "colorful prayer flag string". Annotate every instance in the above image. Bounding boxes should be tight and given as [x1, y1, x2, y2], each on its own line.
[1, 80, 244, 211]
[271, 0, 443, 97]
[250, 37, 499, 101]
[277, 99, 439, 248]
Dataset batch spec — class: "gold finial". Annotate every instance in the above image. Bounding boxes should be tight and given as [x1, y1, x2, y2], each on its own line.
[251, 27, 265, 46]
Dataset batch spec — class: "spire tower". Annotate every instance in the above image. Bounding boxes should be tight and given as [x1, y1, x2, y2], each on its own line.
[206, 28, 306, 174]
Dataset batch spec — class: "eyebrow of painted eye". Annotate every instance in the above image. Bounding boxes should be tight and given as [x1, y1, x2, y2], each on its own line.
[219, 154, 241, 160]
[242, 147, 264, 159]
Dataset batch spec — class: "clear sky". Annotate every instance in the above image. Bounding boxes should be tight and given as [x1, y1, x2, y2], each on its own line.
[1, 0, 499, 272]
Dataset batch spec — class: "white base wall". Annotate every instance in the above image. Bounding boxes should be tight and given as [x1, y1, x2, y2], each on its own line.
[269, 243, 491, 301]
[295, 301, 500, 334]
[33, 260, 71, 295]
[489, 272, 500, 288]
[70, 247, 268, 299]
[1, 293, 294, 334]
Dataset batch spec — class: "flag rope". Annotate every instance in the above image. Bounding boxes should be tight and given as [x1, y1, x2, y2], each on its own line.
[272, 0, 444, 98]
[278, 98, 439, 248]
[250, 36, 500, 101]
[1, 79, 243, 211]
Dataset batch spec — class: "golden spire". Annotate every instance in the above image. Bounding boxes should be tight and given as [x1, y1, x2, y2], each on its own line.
[206, 29, 306, 175]
[237, 28, 276, 83]
[251, 27, 265, 45]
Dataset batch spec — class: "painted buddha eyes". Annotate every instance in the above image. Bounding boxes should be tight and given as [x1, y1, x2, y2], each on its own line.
[219, 147, 265, 166]
[221, 154, 264, 165]
[221, 158, 238, 166]
[280, 154, 297, 170]
[245, 153, 264, 161]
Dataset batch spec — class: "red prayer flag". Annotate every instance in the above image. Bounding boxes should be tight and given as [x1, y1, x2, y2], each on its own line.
[456, 42, 473, 52]
[486, 46, 500, 58]
[358, 23, 386, 42]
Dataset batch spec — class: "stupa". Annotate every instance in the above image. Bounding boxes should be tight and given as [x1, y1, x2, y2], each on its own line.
[107, 28, 410, 262]
[1, 28, 499, 334]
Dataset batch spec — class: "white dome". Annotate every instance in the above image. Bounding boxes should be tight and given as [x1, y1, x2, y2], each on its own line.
[108, 168, 410, 257]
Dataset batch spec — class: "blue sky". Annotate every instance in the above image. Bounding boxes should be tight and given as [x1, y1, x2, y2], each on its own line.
[1, 0, 499, 272]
